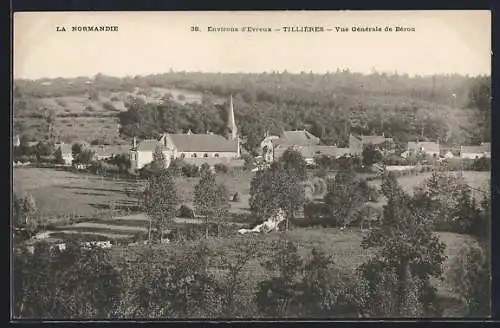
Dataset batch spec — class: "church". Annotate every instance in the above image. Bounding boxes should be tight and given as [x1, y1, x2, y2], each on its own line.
[129, 95, 240, 170]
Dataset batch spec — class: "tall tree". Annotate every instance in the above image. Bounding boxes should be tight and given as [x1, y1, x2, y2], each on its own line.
[194, 170, 230, 238]
[249, 162, 305, 231]
[13, 241, 122, 319]
[362, 143, 383, 166]
[360, 173, 447, 317]
[323, 170, 370, 228]
[143, 170, 180, 243]
[151, 144, 167, 170]
[278, 148, 308, 181]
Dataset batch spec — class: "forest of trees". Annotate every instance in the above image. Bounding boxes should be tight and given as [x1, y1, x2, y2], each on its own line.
[13, 71, 490, 153]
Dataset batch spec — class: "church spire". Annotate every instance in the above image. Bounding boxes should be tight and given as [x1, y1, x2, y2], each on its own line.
[227, 94, 237, 140]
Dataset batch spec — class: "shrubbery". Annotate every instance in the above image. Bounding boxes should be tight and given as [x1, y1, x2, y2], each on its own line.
[214, 163, 229, 174]
[182, 164, 199, 177]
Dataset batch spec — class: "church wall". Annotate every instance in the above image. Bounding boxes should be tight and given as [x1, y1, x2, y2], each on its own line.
[175, 151, 237, 160]
[134, 151, 153, 170]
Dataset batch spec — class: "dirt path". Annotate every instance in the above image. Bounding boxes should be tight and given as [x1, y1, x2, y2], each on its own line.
[63, 222, 148, 232]
[47, 230, 133, 239]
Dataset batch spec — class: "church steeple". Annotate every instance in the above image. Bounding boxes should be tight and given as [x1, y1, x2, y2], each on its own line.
[227, 94, 238, 140]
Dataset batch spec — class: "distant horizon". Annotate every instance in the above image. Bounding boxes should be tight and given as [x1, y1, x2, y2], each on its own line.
[14, 11, 491, 80]
[13, 69, 491, 82]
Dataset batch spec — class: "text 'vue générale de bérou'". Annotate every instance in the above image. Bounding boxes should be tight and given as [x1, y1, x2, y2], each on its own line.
[196, 26, 416, 33]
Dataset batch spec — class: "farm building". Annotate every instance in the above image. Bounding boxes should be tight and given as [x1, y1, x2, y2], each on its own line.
[55, 143, 73, 165]
[13, 135, 20, 147]
[460, 143, 491, 159]
[129, 95, 240, 170]
[407, 141, 440, 157]
[349, 133, 394, 156]
[260, 130, 339, 164]
[90, 144, 130, 161]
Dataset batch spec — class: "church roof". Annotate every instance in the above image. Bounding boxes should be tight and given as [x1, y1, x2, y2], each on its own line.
[274, 144, 338, 159]
[136, 139, 161, 151]
[169, 134, 238, 152]
[273, 130, 320, 147]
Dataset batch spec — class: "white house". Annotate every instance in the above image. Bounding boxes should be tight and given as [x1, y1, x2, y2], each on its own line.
[55, 143, 73, 166]
[407, 141, 440, 157]
[260, 129, 338, 164]
[460, 143, 491, 159]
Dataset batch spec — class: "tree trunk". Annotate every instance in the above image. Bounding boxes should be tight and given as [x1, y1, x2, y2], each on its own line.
[397, 258, 411, 316]
[205, 216, 209, 238]
[160, 217, 164, 243]
[148, 216, 152, 244]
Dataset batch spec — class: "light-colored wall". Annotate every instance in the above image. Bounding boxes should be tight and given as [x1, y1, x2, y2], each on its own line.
[131, 149, 238, 170]
[135, 151, 153, 170]
[260, 140, 274, 162]
[62, 154, 72, 166]
[175, 151, 237, 159]
[461, 152, 490, 159]
[423, 150, 440, 157]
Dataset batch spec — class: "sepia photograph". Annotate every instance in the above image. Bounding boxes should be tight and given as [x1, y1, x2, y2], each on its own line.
[12, 10, 491, 320]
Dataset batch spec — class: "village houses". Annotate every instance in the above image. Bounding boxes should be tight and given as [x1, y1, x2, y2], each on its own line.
[460, 142, 491, 159]
[260, 130, 339, 165]
[406, 141, 441, 158]
[129, 95, 241, 170]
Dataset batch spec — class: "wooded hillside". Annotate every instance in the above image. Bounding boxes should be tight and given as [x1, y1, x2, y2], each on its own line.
[13, 71, 490, 151]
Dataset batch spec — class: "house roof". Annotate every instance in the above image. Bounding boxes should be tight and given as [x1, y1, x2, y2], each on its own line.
[274, 144, 338, 159]
[168, 133, 238, 152]
[361, 135, 393, 145]
[273, 130, 320, 147]
[461, 145, 490, 154]
[136, 139, 162, 152]
[480, 142, 491, 151]
[408, 141, 440, 153]
[56, 143, 72, 155]
[90, 145, 131, 157]
[351, 134, 393, 145]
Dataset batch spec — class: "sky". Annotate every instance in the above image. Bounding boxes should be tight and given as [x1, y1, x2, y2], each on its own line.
[13, 10, 491, 79]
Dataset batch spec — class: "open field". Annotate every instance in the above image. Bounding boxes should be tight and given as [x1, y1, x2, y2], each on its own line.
[15, 167, 487, 316]
[367, 171, 490, 197]
[15, 167, 489, 242]
[110, 227, 476, 317]
[13, 167, 144, 220]
[14, 167, 254, 241]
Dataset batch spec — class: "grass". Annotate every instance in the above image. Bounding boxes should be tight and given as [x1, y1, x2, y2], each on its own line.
[110, 227, 478, 316]
[15, 166, 486, 316]
[13, 167, 143, 221]
[367, 171, 489, 194]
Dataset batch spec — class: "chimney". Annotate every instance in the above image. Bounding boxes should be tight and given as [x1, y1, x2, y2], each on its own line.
[133, 136, 137, 149]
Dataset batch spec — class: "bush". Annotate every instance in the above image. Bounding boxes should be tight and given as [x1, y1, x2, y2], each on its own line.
[182, 164, 199, 177]
[473, 157, 490, 171]
[214, 163, 229, 174]
[167, 159, 185, 177]
[446, 242, 490, 317]
[102, 101, 117, 111]
[199, 163, 212, 176]
[177, 204, 195, 219]
[303, 201, 329, 221]
[232, 192, 241, 202]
